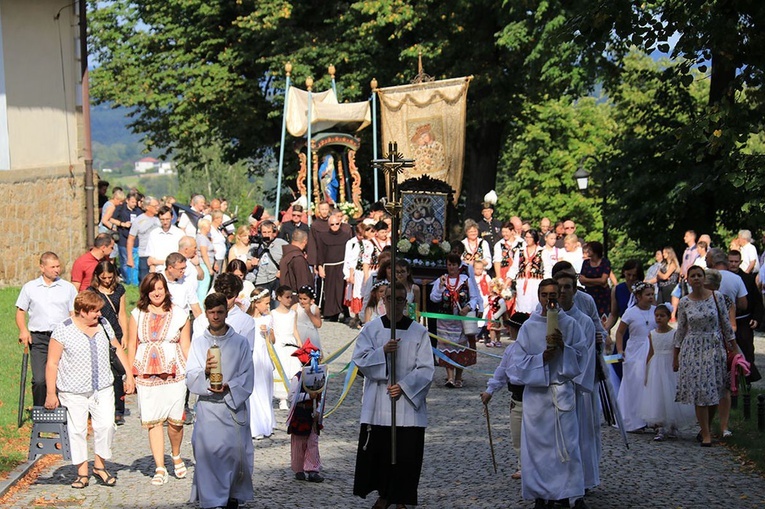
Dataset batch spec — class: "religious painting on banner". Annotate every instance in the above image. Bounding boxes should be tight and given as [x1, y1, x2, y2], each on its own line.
[401, 192, 447, 244]
[377, 77, 471, 200]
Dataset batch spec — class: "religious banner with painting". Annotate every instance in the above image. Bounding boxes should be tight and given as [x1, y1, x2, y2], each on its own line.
[377, 77, 471, 200]
[398, 191, 450, 268]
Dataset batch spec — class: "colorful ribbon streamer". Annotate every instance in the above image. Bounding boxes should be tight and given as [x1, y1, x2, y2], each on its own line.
[323, 362, 359, 418]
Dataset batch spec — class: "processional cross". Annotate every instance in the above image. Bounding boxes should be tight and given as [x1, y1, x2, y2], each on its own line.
[371, 142, 414, 465]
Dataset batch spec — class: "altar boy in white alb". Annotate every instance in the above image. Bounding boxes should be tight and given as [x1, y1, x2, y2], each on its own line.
[509, 279, 590, 509]
[352, 282, 435, 509]
[186, 294, 254, 509]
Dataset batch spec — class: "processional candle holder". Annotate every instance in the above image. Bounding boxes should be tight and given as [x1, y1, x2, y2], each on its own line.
[371, 142, 414, 465]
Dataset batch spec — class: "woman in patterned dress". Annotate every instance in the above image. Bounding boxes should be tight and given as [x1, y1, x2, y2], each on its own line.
[509, 229, 544, 314]
[673, 265, 736, 447]
[45, 291, 134, 488]
[430, 254, 483, 388]
[127, 273, 191, 485]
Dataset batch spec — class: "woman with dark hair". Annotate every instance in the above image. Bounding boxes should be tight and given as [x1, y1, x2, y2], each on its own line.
[45, 291, 134, 488]
[674, 265, 736, 446]
[578, 240, 612, 318]
[88, 260, 128, 425]
[430, 253, 483, 388]
[509, 229, 544, 313]
[226, 259, 255, 312]
[127, 273, 191, 485]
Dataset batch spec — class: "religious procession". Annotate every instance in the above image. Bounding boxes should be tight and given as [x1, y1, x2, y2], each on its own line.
[6, 2, 765, 509]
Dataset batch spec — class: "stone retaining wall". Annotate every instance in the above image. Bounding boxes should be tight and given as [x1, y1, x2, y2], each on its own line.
[0, 165, 89, 285]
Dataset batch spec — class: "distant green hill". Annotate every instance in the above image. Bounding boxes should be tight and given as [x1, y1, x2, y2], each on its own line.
[91, 103, 162, 172]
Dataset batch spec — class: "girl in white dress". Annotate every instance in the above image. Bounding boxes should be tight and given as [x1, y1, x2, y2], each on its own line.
[249, 287, 276, 439]
[395, 259, 421, 318]
[293, 285, 323, 350]
[615, 281, 656, 432]
[640, 303, 695, 440]
[272, 285, 302, 410]
[364, 281, 389, 323]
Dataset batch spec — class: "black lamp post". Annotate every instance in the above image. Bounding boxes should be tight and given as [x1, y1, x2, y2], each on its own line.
[574, 160, 608, 259]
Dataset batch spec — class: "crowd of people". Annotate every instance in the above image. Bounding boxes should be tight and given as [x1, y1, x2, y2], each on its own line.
[15, 185, 765, 508]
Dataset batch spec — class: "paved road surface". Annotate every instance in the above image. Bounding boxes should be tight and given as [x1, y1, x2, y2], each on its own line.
[6, 322, 765, 508]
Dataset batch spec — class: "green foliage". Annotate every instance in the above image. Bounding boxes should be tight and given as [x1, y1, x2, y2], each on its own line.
[175, 144, 266, 221]
[89, 0, 595, 210]
[496, 96, 613, 239]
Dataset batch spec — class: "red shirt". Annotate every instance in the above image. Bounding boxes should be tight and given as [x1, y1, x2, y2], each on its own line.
[71, 251, 101, 291]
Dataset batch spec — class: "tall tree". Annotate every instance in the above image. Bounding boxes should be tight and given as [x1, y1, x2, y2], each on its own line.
[569, 1, 765, 239]
[89, 0, 596, 214]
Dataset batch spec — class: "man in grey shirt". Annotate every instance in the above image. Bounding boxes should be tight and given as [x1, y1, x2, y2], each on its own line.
[246, 220, 287, 300]
[127, 196, 160, 283]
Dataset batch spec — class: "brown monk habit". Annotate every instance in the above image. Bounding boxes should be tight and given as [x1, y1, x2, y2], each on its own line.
[315, 223, 353, 317]
[306, 217, 329, 267]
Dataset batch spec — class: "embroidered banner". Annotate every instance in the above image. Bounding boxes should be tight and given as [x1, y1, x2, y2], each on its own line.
[377, 77, 471, 199]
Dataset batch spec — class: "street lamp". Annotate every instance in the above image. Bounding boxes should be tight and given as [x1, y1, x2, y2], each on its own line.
[574, 158, 608, 259]
[574, 165, 590, 191]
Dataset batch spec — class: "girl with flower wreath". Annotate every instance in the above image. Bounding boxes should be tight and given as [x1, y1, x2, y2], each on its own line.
[430, 253, 484, 388]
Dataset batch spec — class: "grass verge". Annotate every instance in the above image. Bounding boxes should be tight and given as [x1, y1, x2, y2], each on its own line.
[722, 388, 765, 475]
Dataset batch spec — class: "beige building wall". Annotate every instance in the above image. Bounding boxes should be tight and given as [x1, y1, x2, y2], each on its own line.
[0, 1, 88, 285]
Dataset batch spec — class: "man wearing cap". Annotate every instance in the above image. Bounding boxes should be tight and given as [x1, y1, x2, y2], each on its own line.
[478, 201, 503, 249]
[279, 204, 309, 243]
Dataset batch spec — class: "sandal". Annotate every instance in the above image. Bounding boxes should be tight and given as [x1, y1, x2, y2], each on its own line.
[454, 380, 464, 388]
[151, 466, 169, 485]
[93, 467, 116, 486]
[444, 379, 455, 388]
[511, 470, 522, 480]
[71, 475, 89, 489]
[172, 454, 187, 479]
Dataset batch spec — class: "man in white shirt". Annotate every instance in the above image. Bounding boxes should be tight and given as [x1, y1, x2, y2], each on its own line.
[127, 196, 161, 283]
[160, 252, 202, 318]
[15, 252, 77, 406]
[178, 194, 206, 237]
[146, 206, 185, 274]
[737, 229, 759, 274]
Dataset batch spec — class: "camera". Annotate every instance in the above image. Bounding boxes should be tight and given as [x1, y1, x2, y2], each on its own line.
[248, 233, 271, 259]
[218, 215, 238, 232]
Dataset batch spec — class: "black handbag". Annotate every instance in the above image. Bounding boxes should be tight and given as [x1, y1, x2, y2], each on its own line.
[100, 320, 126, 377]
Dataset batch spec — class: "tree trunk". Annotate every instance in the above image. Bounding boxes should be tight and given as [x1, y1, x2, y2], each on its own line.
[462, 120, 506, 222]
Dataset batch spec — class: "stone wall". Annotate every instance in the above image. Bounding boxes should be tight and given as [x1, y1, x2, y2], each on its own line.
[0, 165, 89, 286]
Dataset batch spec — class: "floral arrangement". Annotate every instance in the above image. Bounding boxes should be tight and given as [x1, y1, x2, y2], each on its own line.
[397, 237, 451, 267]
[336, 201, 359, 218]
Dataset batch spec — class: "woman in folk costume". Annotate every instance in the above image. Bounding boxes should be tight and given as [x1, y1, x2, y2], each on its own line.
[430, 253, 483, 388]
[343, 222, 372, 329]
[493, 221, 523, 280]
[127, 273, 191, 485]
[461, 219, 492, 268]
[509, 229, 544, 314]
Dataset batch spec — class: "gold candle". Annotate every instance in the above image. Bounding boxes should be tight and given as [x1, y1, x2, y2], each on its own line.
[209, 344, 223, 391]
[546, 300, 559, 346]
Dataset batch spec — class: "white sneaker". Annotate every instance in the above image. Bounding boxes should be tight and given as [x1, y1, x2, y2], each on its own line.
[279, 400, 289, 410]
